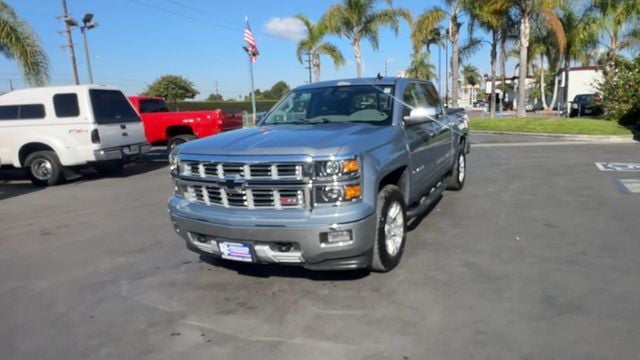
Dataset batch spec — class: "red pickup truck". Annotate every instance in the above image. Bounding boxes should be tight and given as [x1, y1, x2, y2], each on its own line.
[128, 96, 243, 150]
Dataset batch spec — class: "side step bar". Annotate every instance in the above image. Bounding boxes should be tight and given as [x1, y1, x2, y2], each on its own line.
[406, 178, 448, 219]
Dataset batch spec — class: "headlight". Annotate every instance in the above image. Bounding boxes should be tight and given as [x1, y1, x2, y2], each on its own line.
[315, 158, 360, 177]
[316, 184, 361, 203]
[169, 149, 179, 175]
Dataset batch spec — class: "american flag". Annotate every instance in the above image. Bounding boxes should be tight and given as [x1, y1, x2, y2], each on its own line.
[244, 19, 259, 63]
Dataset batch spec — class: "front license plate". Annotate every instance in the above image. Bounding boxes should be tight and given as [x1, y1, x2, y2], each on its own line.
[219, 242, 253, 262]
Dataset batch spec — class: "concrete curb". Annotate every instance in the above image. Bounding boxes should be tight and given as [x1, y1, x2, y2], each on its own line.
[472, 130, 637, 143]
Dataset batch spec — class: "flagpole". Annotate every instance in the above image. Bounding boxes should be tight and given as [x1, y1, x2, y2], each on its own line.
[248, 54, 257, 125]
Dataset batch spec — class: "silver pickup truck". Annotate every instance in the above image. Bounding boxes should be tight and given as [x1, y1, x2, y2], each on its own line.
[168, 77, 469, 272]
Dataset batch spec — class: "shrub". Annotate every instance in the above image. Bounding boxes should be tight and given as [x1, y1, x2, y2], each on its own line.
[167, 100, 278, 114]
[600, 58, 640, 129]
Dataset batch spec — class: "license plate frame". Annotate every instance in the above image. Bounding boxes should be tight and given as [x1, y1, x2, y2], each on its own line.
[218, 242, 253, 262]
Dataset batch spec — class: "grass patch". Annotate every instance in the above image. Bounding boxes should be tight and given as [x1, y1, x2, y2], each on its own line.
[470, 117, 631, 135]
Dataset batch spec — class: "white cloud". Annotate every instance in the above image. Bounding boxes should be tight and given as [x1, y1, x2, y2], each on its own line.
[264, 17, 307, 42]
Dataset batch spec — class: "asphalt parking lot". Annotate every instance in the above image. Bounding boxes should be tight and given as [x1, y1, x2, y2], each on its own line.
[1, 134, 638, 360]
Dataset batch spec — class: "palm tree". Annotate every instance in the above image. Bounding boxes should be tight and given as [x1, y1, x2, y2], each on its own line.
[322, 0, 411, 78]
[406, 52, 436, 80]
[0, 1, 49, 86]
[555, 2, 597, 108]
[510, 0, 564, 117]
[413, 1, 467, 107]
[461, 64, 481, 105]
[295, 15, 345, 83]
[464, 0, 511, 117]
[593, 0, 640, 78]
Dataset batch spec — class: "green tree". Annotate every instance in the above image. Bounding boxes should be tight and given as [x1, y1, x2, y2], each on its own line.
[263, 81, 291, 100]
[143, 75, 199, 103]
[295, 15, 345, 82]
[0, 1, 49, 86]
[593, 0, 640, 78]
[206, 93, 223, 101]
[510, 0, 564, 117]
[461, 64, 481, 105]
[406, 52, 436, 80]
[554, 1, 597, 107]
[465, 0, 511, 117]
[322, 0, 411, 78]
[599, 56, 640, 130]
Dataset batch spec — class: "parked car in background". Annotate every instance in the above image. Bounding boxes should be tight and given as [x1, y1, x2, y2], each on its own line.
[0, 85, 150, 186]
[128, 96, 243, 150]
[569, 93, 603, 117]
[168, 77, 470, 272]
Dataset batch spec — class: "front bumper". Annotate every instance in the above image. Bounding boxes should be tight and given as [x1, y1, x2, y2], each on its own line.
[168, 198, 377, 270]
[94, 143, 151, 161]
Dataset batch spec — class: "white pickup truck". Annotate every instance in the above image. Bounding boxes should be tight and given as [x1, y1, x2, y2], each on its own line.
[0, 85, 150, 186]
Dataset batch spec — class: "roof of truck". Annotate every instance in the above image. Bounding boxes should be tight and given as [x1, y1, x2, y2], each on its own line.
[0, 84, 120, 103]
[295, 77, 411, 90]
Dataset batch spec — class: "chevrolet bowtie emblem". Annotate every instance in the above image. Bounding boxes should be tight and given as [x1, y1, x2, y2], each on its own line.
[223, 175, 246, 190]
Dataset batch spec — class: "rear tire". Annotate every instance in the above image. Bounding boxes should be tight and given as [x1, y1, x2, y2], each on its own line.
[370, 185, 407, 272]
[167, 134, 195, 151]
[25, 150, 64, 187]
[447, 144, 466, 191]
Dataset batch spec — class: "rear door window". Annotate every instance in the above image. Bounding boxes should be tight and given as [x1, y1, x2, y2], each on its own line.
[0, 104, 45, 120]
[53, 93, 80, 117]
[90, 89, 141, 124]
[0, 105, 19, 120]
[19, 104, 46, 119]
[139, 99, 169, 113]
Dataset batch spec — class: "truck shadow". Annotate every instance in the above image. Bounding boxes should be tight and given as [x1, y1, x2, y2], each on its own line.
[0, 155, 167, 201]
[198, 254, 370, 281]
[0, 168, 44, 201]
[407, 194, 443, 232]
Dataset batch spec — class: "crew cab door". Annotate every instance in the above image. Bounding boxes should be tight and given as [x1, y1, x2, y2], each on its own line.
[89, 89, 146, 148]
[419, 83, 453, 178]
[401, 82, 440, 200]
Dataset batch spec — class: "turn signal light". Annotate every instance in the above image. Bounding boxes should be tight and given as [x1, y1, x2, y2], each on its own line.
[342, 159, 359, 174]
[344, 184, 361, 200]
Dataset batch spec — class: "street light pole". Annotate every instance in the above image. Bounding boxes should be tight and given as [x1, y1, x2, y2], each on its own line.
[80, 13, 98, 84]
[81, 28, 93, 83]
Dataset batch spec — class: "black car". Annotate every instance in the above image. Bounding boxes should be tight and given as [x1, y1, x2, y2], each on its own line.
[569, 93, 603, 117]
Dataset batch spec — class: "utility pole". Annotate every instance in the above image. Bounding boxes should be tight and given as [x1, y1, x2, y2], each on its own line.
[214, 81, 219, 95]
[9, 79, 14, 91]
[61, 0, 79, 85]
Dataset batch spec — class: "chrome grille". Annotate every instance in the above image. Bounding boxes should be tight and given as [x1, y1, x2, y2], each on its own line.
[181, 161, 303, 180]
[186, 184, 303, 209]
[180, 160, 308, 209]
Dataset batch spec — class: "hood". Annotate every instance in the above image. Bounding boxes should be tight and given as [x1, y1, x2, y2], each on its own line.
[178, 123, 397, 157]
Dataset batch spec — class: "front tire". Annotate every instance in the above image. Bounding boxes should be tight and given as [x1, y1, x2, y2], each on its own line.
[25, 150, 64, 187]
[447, 144, 466, 191]
[370, 185, 407, 272]
[167, 134, 195, 151]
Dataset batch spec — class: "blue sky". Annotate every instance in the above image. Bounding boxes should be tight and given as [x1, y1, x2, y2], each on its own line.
[0, 0, 494, 100]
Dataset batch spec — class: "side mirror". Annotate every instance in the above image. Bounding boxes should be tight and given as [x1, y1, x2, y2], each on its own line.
[403, 107, 438, 125]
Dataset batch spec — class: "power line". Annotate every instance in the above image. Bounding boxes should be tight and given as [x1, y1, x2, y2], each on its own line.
[128, 0, 240, 33]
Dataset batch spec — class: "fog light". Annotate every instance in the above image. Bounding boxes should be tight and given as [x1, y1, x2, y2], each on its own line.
[327, 230, 352, 243]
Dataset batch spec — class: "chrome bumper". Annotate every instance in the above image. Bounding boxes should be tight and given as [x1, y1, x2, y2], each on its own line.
[168, 203, 377, 270]
[94, 143, 151, 161]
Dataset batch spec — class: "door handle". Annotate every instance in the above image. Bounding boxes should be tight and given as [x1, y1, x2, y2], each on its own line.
[122, 132, 128, 137]
[120, 124, 127, 129]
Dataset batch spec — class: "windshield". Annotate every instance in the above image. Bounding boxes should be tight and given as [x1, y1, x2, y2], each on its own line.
[90, 89, 141, 124]
[262, 85, 394, 125]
